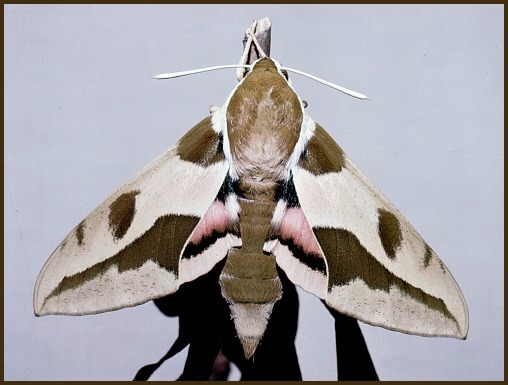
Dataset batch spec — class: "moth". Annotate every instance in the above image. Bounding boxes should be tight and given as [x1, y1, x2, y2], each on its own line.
[34, 34, 468, 361]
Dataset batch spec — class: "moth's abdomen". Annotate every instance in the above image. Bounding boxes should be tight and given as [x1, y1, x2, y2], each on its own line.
[220, 249, 281, 303]
[219, 196, 282, 358]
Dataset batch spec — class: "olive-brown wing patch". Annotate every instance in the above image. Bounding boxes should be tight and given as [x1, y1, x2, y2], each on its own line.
[108, 190, 140, 240]
[298, 123, 346, 175]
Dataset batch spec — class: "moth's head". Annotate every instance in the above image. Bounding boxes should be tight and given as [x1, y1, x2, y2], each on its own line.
[241, 57, 290, 83]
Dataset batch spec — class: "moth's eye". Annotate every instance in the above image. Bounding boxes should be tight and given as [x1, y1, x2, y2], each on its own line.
[240, 68, 250, 79]
[281, 69, 289, 80]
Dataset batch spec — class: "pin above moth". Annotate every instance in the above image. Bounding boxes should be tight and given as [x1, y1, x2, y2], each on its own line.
[34, 27, 468, 362]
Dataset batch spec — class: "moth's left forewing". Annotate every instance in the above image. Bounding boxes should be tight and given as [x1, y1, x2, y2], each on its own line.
[275, 116, 468, 339]
[35, 115, 240, 316]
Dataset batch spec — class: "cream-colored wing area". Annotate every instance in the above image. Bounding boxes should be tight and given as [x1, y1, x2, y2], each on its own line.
[34, 116, 232, 316]
[291, 122, 468, 339]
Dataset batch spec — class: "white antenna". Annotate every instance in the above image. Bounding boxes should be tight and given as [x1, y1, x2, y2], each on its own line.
[281, 66, 368, 100]
[154, 64, 251, 80]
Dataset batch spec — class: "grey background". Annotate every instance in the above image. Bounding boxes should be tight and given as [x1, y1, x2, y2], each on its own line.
[5, 4, 503, 381]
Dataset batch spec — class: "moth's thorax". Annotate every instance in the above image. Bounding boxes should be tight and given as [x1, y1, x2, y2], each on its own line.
[226, 59, 303, 182]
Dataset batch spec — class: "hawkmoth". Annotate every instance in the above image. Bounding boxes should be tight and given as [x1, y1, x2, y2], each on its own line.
[34, 33, 468, 363]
